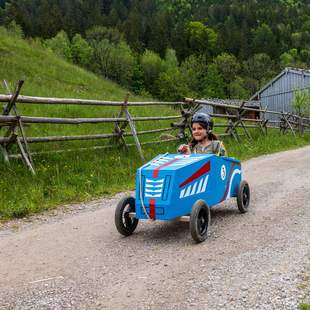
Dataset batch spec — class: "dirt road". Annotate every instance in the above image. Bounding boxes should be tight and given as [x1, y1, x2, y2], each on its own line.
[0, 146, 309, 309]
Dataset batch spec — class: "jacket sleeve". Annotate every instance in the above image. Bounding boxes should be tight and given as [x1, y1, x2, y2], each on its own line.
[218, 141, 226, 156]
[214, 141, 226, 156]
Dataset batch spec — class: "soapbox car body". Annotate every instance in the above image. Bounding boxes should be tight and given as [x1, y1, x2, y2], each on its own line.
[115, 153, 250, 242]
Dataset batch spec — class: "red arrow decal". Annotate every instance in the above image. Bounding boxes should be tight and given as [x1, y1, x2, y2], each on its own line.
[179, 161, 210, 188]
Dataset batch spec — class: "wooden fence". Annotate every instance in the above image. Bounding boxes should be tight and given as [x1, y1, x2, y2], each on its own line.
[0, 80, 309, 175]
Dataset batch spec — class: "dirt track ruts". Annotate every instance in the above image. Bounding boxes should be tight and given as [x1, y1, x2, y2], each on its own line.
[0, 146, 309, 309]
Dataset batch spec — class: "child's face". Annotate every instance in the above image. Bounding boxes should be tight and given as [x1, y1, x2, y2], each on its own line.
[192, 123, 207, 141]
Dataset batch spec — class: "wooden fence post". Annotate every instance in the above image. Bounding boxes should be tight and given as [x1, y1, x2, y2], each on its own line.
[112, 94, 144, 161]
[280, 112, 296, 137]
[171, 98, 201, 140]
[0, 80, 35, 174]
[112, 94, 129, 150]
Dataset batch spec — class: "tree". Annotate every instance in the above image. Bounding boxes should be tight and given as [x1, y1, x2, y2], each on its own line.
[164, 48, 178, 70]
[6, 20, 23, 38]
[108, 40, 136, 87]
[186, 21, 217, 56]
[292, 89, 310, 116]
[251, 23, 277, 58]
[155, 68, 191, 101]
[229, 77, 250, 99]
[131, 63, 145, 94]
[140, 49, 165, 95]
[44, 30, 72, 61]
[71, 34, 93, 67]
[202, 63, 225, 99]
[280, 48, 301, 68]
[180, 54, 207, 96]
[243, 53, 276, 94]
[86, 26, 124, 45]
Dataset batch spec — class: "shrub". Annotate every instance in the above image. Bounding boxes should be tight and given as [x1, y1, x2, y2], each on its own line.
[44, 30, 72, 61]
[71, 34, 93, 67]
[140, 49, 165, 95]
[155, 68, 191, 101]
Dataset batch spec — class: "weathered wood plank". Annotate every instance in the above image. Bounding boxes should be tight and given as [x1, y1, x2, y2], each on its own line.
[0, 94, 183, 106]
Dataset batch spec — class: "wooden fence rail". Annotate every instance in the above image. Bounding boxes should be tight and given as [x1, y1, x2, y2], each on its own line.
[0, 80, 309, 174]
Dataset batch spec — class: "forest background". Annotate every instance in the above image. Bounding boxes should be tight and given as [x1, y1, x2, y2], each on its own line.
[1, 0, 310, 101]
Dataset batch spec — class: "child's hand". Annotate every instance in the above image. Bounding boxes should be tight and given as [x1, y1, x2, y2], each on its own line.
[178, 144, 191, 154]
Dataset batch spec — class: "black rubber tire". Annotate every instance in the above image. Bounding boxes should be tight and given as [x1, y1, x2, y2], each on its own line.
[115, 196, 139, 236]
[190, 200, 211, 243]
[237, 180, 250, 213]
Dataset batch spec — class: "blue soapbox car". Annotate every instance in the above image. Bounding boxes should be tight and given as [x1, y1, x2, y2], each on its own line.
[115, 153, 250, 242]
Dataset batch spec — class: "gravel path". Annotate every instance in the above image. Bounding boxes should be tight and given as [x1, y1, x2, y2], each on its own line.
[0, 146, 309, 309]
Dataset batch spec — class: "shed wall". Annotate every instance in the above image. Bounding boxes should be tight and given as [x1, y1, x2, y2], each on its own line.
[258, 71, 310, 122]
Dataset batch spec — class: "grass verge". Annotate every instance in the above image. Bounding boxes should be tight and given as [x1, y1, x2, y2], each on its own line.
[0, 129, 309, 220]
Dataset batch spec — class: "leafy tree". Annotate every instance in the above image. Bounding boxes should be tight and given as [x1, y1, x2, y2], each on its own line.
[164, 48, 178, 70]
[155, 68, 191, 101]
[71, 34, 93, 67]
[86, 26, 124, 45]
[44, 30, 72, 61]
[300, 49, 310, 65]
[214, 53, 240, 82]
[88, 38, 135, 87]
[140, 49, 165, 95]
[186, 21, 217, 55]
[292, 89, 310, 116]
[229, 76, 250, 99]
[202, 63, 225, 99]
[243, 53, 276, 93]
[280, 48, 301, 68]
[251, 23, 278, 58]
[108, 40, 136, 87]
[6, 20, 23, 38]
[180, 54, 207, 96]
[131, 63, 145, 94]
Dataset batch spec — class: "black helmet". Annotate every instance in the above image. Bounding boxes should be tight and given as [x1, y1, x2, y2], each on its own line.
[191, 112, 213, 130]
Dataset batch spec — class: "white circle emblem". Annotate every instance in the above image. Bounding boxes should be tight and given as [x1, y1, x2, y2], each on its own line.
[221, 165, 226, 180]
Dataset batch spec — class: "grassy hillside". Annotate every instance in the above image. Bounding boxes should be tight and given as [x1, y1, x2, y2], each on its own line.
[0, 28, 135, 100]
[0, 28, 309, 220]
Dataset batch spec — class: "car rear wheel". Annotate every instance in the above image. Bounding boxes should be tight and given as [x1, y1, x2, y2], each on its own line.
[237, 180, 250, 213]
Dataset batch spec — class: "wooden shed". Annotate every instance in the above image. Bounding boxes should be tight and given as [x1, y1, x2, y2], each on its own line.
[250, 67, 310, 121]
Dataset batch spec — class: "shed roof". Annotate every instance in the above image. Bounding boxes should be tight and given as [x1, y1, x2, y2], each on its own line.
[250, 67, 310, 100]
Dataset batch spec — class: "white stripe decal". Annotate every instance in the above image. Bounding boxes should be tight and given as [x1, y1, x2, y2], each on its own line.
[145, 193, 161, 198]
[201, 175, 209, 193]
[196, 178, 204, 194]
[146, 179, 164, 183]
[145, 188, 162, 193]
[180, 188, 186, 198]
[227, 169, 241, 198]
[184, 185, 192, 197]
[145, 184, 163, 188]
[190, 182, 198, 195]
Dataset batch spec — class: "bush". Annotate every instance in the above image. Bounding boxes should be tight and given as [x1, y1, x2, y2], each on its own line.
[141, 49, 165, 95]
[108, 41, 136, 87]
[86, 26, 124, 45]
[89, 38, 135, 87]
[6, 20, 23, 38]
[155, 68, 191, 101]
[180, 54, 207, 96]
[44, 30, 72, 61]
[202, 63, 225, 99]
[71, 34, 93, 67]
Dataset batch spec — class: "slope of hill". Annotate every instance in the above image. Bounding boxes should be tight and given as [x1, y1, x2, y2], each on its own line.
[0, 28, 135, 100]
[0, 29, 176, 219]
